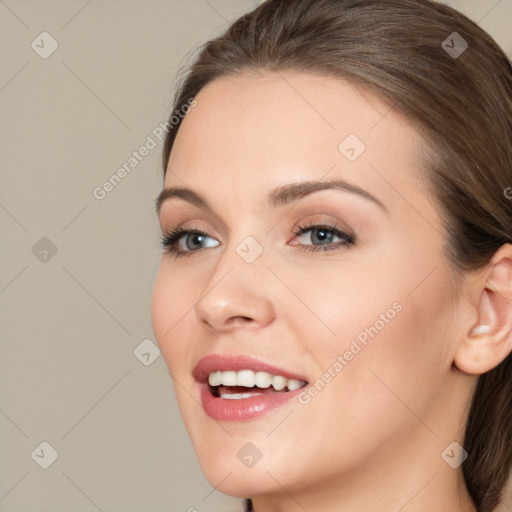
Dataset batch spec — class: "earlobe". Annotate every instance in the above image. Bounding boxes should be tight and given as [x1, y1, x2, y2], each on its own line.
[454, 243, 512, 375]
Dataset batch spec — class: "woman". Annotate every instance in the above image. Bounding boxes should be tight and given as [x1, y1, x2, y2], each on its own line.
[151, 0, 512, 510]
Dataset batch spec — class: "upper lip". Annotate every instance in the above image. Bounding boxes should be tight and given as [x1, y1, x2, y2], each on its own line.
[193, 354, 309, 384]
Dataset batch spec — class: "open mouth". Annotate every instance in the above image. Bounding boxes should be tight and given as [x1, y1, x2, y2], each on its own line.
[207, 370, 308, 400]
[193, 355, 310, 419]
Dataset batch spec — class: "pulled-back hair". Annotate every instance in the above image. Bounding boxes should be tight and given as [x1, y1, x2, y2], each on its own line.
[161, 1, 512, 510]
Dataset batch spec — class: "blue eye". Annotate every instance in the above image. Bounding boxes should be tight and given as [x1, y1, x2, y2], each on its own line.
[160, 228, 219, 257]
[291, 223, 355, 252]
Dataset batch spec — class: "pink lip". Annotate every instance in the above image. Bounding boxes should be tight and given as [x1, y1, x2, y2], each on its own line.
[193, 354, 309, 421]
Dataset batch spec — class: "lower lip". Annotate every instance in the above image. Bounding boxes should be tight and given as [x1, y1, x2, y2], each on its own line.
[198, 383, 303, 421]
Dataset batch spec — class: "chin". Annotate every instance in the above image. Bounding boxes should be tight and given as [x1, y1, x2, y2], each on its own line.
[199, 461, 285, 499]
[187, 428, 297, 498]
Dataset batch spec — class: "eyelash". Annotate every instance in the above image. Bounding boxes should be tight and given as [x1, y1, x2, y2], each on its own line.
[160, 226, 211, 259]
[293, 221, 355, 253]
[160, 222, 355, 258]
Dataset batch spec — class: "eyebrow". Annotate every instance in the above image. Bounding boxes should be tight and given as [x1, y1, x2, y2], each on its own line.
[155, 179, 387, 216]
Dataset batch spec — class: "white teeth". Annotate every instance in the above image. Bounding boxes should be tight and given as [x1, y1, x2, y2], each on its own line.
[255, 371, 272, 388]
[237, 370, 255, 387]
[222, 371, 237, 386]
[208, 371, 223, 387]
[286, 379, 302, 391]
[207, 369, 306, 392]
[272, 375, 287, 391]
[221, 391, 263, 400]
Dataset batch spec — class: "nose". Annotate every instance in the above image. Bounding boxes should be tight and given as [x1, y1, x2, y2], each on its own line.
[195, 261, 275, 333]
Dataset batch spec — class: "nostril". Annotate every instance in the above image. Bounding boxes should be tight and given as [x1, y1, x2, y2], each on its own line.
[227, 316, 254, 324]
[198, 316, 253, 330]
[201, 318, 214, 329]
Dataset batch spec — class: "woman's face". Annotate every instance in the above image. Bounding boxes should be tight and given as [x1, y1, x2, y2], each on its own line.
[151, 72, 470, 500]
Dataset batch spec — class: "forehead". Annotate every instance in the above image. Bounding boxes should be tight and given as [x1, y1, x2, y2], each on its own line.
[164, 71, 425, 208]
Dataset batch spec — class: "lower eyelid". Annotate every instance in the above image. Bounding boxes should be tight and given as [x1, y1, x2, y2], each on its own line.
[296, 240, 352, 252]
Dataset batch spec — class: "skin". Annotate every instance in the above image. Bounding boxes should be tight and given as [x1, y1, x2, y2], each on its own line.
[151, 71, 512, 512]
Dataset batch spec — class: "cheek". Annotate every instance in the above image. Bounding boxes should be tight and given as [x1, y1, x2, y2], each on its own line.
[309, 271, 454, 438]
[151, 262, 199, 372]
[284, 253, 455, 427]
[290, 233, 454, 369]
[276, 254, 406, 355]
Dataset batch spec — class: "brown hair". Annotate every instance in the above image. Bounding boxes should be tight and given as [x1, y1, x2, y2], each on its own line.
[161, 1, 512, 510]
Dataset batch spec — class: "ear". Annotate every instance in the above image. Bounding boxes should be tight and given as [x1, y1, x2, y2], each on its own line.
[454, 243, 512, 375]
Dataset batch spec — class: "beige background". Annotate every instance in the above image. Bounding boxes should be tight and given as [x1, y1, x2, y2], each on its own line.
[1, 1, 511, 511]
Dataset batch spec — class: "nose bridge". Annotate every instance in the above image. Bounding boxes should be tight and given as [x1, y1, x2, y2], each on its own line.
[194, 233, 274, 330]
[207, 229, 269, 288]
